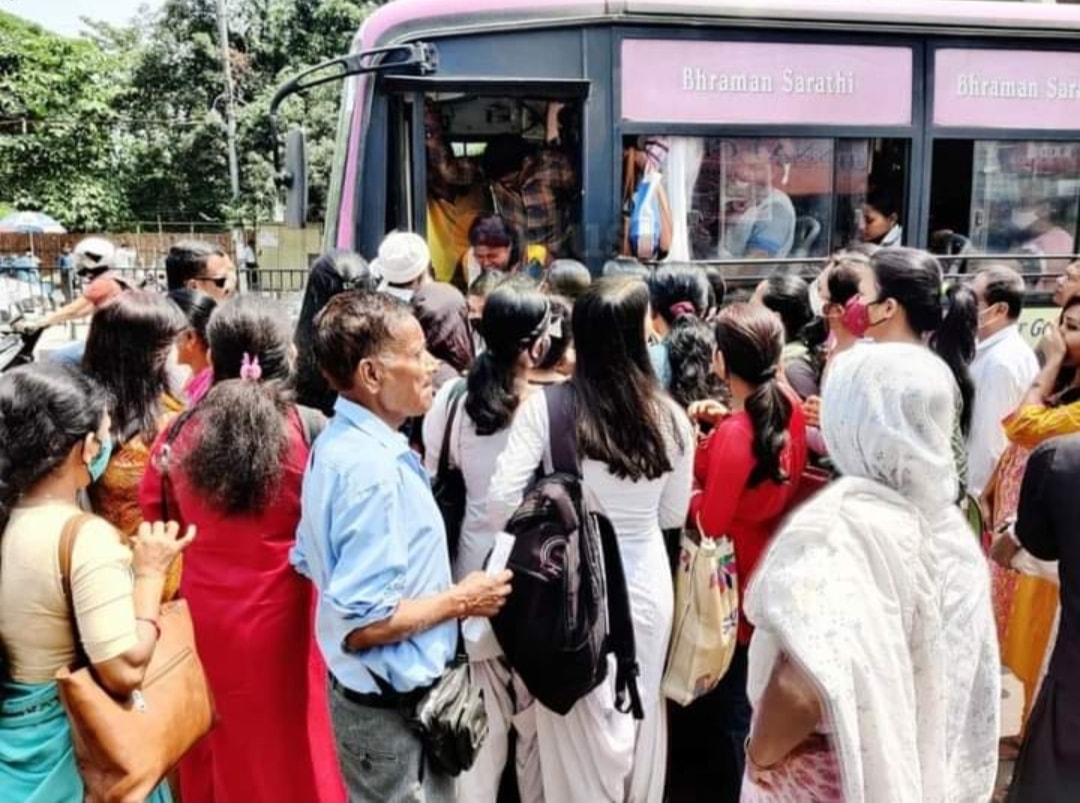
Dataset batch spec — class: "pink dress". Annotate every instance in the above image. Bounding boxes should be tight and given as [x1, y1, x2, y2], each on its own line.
[140, 408, 345, 803]
[741, 736, 844, 803]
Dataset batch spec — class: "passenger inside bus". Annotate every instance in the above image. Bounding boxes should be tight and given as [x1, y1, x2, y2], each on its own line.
[692, 138, 797, 261]
[451, 214, 546, 292]
[621, 136, 907, 270]
[860, 184, 903, 248]
[425, 96, 580, 282]
[1014, 198, 1075, 274]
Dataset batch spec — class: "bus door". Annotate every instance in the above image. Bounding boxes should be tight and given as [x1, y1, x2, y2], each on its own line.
[382, 77, 590, 288]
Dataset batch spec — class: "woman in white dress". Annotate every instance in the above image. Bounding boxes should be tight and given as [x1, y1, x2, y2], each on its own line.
[488, 275, 695, 802]
[423, 278, 554, 803]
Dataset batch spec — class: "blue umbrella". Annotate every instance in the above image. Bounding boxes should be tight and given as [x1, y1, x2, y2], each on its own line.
[0, 211, 66, 234]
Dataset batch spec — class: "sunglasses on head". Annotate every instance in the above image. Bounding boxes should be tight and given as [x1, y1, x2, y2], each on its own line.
[195, 275, 229, 289]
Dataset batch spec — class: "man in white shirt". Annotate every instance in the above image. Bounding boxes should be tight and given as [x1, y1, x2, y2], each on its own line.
[967, 264, 1039, 498]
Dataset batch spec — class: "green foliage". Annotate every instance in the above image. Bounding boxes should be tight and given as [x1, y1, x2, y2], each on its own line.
[0, 1, 385, 230]
[0, 12, 130, 229]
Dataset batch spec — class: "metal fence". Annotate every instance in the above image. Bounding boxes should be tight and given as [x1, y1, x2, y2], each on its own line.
[0, 266, 311, 334]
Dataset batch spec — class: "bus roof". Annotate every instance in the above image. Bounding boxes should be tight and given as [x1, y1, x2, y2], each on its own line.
[358, 0, 1080, 51]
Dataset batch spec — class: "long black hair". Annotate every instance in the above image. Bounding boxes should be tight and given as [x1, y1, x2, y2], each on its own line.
[294, 250, 376, 414]
[0, 364, 110, 534]
[182, 296, 295, 514]
[759, 272, 831, 358]
[82, 290, 187, 443]
[714, 303, 792, 487]
[667, 316, 727, 410]
[574, 276, 684, 481]
[167, 288, 217, 349]
[465, 278, 550, 436]
[871, 248, 977, 434]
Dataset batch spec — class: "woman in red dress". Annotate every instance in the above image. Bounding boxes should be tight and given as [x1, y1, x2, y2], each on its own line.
[140, 296, 345, 803]
[668, 303, 808, 803]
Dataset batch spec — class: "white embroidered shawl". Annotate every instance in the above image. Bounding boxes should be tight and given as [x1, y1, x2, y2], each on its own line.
[745, 343, 999, 803]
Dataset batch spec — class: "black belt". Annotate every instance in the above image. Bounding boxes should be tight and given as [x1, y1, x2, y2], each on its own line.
[329, 674, 431, 710]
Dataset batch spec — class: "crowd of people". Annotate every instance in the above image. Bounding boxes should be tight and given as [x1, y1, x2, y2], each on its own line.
[0, 227, 1077, 803]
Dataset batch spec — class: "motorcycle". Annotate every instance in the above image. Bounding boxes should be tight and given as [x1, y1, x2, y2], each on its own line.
[0, 316, 43, 372]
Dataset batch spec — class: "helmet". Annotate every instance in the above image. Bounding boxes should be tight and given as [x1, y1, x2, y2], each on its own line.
[72, 236, 116, 272]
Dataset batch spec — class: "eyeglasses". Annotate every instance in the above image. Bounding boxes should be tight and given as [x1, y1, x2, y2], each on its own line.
[194, 275, 229, 289]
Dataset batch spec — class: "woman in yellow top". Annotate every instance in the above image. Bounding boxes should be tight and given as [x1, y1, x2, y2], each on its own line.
[82, 291, 188, 599]
[984, 295, 1080, 740]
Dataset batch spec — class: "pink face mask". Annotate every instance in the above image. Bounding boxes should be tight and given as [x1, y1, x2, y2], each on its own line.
[840, 296, 872, 338]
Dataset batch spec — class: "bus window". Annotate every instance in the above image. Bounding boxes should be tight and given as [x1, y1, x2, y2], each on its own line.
[423, 94, 582, 288]
[623, 136, 908, 274]
[930, 140, 1080, 281]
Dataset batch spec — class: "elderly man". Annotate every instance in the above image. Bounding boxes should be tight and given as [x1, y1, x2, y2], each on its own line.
[292, 291, 511, 802]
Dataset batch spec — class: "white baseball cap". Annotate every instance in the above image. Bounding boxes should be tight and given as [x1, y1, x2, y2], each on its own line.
[372, 231, 430, 286]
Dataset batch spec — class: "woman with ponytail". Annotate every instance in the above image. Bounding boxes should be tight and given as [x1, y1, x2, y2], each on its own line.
[752, 272, 825, 400]
[672, 303, 808, 803]
[647, 263, 711, 388]
[421, 277, 552, 803]
[0, 364, 191, 803]
[138, 296, 345, 803]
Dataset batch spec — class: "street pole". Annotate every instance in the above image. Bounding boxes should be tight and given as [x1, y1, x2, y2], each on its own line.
[215, 0, 245, 284]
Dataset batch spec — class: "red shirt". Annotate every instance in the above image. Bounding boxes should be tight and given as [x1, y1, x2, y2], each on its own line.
[82, 272, 126, 307]
[688, 398, 808, 644]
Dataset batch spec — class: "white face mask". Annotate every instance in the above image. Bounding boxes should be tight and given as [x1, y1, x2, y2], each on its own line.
[166, 345, 193, 398]
[1012, 209, 1039, 230]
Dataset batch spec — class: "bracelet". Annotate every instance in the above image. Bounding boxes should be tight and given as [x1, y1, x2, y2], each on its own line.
[136, 617, 161, 641]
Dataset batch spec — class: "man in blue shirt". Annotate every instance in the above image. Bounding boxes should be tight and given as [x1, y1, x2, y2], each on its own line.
[293, 290, 511, 802]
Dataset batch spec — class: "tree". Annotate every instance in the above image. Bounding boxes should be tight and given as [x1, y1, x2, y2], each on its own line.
[0, 1, 386, 230]
[116, 0, 383, 226]
[0, 12, 130, 229]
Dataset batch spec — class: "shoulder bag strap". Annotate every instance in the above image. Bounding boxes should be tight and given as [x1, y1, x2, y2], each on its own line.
[58, 513, 98, 669]
[595, 513, 644, 720]
[158, 409, 196, 522]
[544, 381, 578, 476]
[437, 379, 468, 477]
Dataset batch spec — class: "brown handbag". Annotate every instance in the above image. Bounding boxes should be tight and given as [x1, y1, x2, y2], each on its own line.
[55, 514, 215, 803]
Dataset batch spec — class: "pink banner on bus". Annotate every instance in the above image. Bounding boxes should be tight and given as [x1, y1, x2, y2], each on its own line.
[934, 49, 1080, 130]
[620, 40, 913, 126]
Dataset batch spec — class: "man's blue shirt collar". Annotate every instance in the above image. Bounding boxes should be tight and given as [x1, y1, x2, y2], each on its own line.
[333, 396, 410, 457]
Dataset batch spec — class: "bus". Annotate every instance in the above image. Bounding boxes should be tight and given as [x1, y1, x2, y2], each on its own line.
[274, 0, 1080, 332]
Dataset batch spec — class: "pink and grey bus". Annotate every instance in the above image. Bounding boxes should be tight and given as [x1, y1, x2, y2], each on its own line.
[273, 0, 1080, 325]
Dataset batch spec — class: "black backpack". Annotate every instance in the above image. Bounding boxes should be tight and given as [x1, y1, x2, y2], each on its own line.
[490, 382, 644, 719]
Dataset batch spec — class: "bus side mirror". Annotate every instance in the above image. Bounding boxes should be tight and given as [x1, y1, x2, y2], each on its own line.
[283, 127, 308, 229]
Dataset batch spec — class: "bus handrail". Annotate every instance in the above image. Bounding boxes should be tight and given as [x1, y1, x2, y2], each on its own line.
[268, 42, 438, 178]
